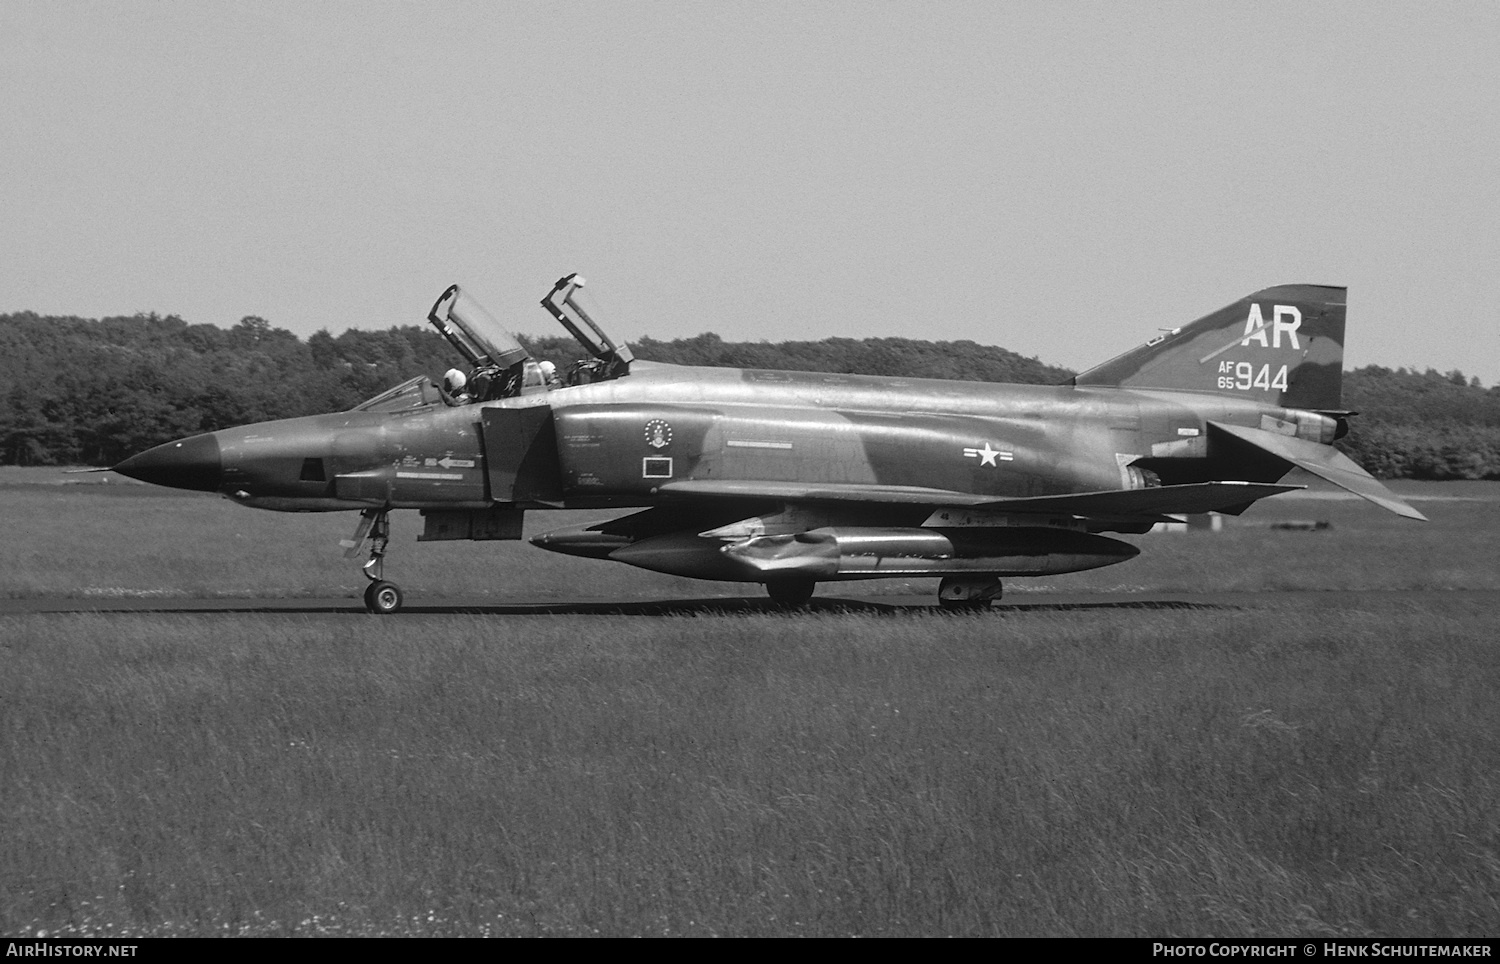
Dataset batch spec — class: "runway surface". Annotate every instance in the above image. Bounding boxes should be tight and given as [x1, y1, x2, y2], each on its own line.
[4, 589, 1497, 616]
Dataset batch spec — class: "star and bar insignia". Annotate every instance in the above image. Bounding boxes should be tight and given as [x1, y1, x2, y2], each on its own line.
[962, 443, 1013, 467]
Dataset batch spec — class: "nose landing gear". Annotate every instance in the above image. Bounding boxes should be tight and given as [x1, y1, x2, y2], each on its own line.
[343, 508, 404, 614]
[363, 578, 404, 615]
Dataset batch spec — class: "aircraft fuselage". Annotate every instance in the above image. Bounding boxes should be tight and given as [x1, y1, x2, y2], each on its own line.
[109, 280, 1418, 611]
[135, 364, 1334, 516]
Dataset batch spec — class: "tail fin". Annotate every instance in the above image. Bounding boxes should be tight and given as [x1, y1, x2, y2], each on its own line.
[1073, 284, 1346, 411]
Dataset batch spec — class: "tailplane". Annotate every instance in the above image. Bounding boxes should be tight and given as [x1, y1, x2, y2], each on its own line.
[1074, 284, 1346, 411]
[1210, 421, 1426, 521]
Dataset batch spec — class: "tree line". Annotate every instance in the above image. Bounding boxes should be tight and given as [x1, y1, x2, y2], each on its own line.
[1339, 366, 1500, 480]
[1, 311, 1495, 479]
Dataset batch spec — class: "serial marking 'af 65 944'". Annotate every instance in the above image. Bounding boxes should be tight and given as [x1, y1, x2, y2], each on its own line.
[111, 276, 1424, 612]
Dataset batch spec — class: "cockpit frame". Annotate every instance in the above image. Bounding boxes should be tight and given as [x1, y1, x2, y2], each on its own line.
[540, 274, 634, 382]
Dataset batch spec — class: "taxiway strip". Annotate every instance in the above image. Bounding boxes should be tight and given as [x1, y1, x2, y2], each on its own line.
[3, 589, 1496, 617]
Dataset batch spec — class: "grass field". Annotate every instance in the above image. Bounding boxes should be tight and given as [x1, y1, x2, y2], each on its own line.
[2, 470, 1498, 936]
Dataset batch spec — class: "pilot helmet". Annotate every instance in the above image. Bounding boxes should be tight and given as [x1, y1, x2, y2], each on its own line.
[443, 368, 468, 395]
[538, 360, 557, 380]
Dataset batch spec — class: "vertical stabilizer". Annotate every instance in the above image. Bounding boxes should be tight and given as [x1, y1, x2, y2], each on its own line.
[1074, 285, 1346, 411]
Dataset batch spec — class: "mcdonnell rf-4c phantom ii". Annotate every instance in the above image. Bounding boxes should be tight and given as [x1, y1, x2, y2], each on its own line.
[112, 275, 1424, 613]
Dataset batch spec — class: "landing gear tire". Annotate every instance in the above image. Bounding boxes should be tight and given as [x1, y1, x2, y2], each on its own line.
[347, 509, 403, 613]
[937, 575, 1002, 612]
[364, 580, 403, 615]
[766, 578, 816, 609]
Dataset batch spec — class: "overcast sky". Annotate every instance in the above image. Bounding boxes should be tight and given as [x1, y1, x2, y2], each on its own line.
[4, 1, 1497, 385]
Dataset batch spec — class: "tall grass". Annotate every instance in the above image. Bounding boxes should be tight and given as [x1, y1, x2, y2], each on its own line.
[4, 605, 1497, 936]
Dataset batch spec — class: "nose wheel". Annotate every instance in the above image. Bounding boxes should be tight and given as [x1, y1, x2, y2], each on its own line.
[343, 509, 405, 614]
[363, 580, 404, 615]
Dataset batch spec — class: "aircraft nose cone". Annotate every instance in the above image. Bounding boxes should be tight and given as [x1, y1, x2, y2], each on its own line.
[113, 433, 223, 492]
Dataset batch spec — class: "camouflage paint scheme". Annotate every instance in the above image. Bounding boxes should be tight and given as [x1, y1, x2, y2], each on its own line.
[113, 281, 1424, 611]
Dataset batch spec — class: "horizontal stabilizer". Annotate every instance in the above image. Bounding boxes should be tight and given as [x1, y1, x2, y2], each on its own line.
[1208, 422, 1427, 521]
[656, 478, 1300, 519]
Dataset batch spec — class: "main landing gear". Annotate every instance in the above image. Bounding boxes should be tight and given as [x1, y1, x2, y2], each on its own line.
[937, 574, 1003, 612]
[765, 576, 816, 609]
[761, 576, 1003, 611]
[344, 508, 404, 614]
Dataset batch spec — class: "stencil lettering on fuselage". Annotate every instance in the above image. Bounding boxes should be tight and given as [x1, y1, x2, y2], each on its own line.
[1205, 303, 1303, 392]
[1216, 359, 1290, 392]
[1240, 304, 1302, 349]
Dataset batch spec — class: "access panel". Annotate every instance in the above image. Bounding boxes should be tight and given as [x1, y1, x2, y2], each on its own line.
[481, 405, 564, 504]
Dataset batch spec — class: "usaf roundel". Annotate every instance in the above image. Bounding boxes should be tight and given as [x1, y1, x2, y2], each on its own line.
[644, 419, 673, 450]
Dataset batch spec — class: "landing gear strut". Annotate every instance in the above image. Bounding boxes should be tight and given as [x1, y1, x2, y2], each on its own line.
[938, 574, 1002, 611]
[344, 508, 404, 614]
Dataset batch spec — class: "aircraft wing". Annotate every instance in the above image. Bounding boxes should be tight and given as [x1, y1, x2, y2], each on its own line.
[655, 479, 1301, 519]
[1208, 422, 1427, 521]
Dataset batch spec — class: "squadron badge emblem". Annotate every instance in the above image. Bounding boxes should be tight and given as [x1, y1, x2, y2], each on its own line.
[644, 419, 673, 450]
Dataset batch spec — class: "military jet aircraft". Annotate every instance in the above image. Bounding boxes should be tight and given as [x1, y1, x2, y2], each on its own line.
[112, 275, 1424, 612]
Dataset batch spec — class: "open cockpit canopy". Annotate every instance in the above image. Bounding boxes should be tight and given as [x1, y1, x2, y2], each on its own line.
[427, 285, 531, 371]
[541, 273, 634, 382]
[425, 275, 636, 398]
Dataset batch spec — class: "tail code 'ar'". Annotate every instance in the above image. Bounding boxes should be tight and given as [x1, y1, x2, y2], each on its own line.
[1073, 284, 1347, 411]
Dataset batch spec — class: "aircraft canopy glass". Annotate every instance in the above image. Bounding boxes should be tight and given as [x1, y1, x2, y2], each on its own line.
[540, 273, 634, 380]
[352, 375, 444, 412]
[427, 285, 530, 371]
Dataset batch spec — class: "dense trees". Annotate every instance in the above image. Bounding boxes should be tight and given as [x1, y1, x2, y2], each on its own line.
[629, 333, 1072, 384]
[0, 311, 1494, 478]
[1339, 366, 1500, 480]
[0, 312, 455, 466]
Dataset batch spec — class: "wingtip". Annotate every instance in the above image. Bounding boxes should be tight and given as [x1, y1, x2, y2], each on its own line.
[1396, 503, 1429, 522]
[1372, 494, 1427, 522]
